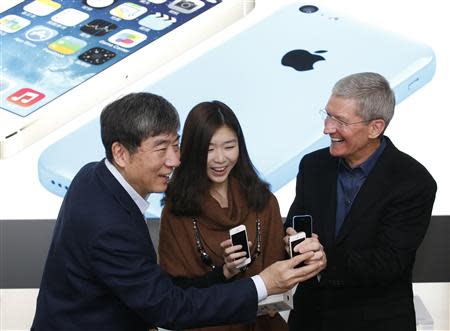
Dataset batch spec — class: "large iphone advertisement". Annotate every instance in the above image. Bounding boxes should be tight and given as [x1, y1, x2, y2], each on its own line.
[0, 0, 448, 329]
[1, 0, 448, 219]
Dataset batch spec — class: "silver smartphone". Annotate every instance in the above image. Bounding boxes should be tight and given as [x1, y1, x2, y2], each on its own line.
[229, 224, 251, 268]
[289, 232, 306, 258]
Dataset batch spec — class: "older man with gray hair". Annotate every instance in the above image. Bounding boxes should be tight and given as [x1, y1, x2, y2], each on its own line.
[285, 72, 436, 331]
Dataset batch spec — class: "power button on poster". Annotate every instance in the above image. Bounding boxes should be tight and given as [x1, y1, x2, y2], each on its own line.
[408, 78, 420, 90]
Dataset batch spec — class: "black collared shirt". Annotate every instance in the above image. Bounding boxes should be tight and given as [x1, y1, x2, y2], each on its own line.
[335, 137, 387, 236]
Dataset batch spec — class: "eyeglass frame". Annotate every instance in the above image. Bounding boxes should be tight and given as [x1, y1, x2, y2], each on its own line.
[319, 108, 373, 128]
[192, 218, 262, 272]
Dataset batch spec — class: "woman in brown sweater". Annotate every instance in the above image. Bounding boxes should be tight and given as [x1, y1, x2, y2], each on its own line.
[159, 100, 288, 331]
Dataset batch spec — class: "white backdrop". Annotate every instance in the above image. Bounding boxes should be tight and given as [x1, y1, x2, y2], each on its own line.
[0, 0, 448, 219]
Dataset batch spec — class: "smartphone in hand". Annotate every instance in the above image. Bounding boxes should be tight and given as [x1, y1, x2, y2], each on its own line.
[229, 224, 251, 269]
[293, 215, 313, 238]
[289, 232, 306, 258]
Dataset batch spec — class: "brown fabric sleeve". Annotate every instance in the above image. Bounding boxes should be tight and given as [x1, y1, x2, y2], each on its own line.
[158, 206, 199, 278]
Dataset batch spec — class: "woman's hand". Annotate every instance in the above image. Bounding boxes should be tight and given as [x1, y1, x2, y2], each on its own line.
[220, 239, 252, 279]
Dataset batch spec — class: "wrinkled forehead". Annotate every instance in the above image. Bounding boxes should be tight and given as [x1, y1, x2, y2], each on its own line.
[141, 132, 180, 147]
[327, 96, 361, 117]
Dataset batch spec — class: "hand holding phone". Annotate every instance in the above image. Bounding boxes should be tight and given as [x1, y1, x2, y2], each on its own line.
[289, 232, 306, 258]
[229, 225, 251, 269]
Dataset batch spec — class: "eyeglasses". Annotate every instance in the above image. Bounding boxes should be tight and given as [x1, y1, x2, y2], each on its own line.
[319, 109, 371, 128]
[192, 218, 261, 272]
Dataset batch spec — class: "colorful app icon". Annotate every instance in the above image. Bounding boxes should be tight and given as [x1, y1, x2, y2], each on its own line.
[110, 2, 147, 20]
[51, 8, 89, 27]
[7, 88, 45, 107]
[81, 19, 117, 36]
[138, 12, 176, 31]
[48, 36, 87, 55]
[78, 47, 116, 65]
[0, 0, 25, 14]
[25, 25, 58, 42]
[107, 29, 147, 48]
[0, 77, 15, 94]
[84, 0, 115, 8]
[24, 0, 61, 16]
[0, 14, 30, 33]
[168, 0, 204, 14]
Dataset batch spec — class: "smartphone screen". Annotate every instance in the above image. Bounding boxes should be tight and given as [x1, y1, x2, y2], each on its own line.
[0, 0, 223, 117]
[231, 230, 249, 258]
[293, 215, 313, 238]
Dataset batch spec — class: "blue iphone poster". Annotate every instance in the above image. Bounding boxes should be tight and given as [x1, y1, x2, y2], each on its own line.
[0, 1, 448, 330]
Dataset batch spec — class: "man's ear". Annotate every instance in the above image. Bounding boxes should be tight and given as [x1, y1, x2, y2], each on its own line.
[368, 119, 386, 139]
[111, 141, 129, 169]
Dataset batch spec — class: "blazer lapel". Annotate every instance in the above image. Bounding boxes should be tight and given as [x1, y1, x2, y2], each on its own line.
[318, 157, 339, 246]
[95, 160, 143, 218]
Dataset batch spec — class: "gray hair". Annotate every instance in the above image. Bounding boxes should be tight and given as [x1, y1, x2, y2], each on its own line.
[100, 92, 180, 162]
[332, 72, 395, 128]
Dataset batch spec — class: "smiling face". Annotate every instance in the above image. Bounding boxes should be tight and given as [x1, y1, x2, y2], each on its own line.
[206, 125, 239, 191]
[112, 132, 180, 197]
[323, 95, 384, 168]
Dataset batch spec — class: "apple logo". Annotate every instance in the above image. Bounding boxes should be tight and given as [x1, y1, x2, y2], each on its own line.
[281, 49, 327, 71]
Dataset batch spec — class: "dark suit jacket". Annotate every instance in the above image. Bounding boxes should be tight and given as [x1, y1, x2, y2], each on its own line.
[32, 161, 257, 331]
[285, 137, 436, 331]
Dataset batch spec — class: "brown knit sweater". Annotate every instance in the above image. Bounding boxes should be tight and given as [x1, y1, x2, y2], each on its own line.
[158, 178, 288, 331]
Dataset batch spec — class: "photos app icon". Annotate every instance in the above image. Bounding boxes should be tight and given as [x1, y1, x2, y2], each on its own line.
[108, 29, 147, 48]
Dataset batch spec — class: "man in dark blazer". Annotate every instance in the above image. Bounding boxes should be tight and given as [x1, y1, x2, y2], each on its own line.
[32, 92, 326, 331]
[285, 72, 436, 331]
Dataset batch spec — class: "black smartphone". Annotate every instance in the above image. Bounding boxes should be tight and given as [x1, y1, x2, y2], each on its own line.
[293, 215, 313, 237]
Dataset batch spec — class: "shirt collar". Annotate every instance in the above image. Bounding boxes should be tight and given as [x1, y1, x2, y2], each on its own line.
[104, 159, 150, 215]
[339, 136, 387, 176]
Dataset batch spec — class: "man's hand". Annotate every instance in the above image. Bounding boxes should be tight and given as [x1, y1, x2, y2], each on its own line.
[260, 229, 327, 296]
[284, 227, 326, 265]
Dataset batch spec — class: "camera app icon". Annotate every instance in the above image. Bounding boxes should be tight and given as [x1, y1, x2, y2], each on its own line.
[168, 0, 205, 14]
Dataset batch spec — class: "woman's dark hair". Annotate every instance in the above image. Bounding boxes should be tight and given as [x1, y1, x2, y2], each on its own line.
[165, 101, 271, 216]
